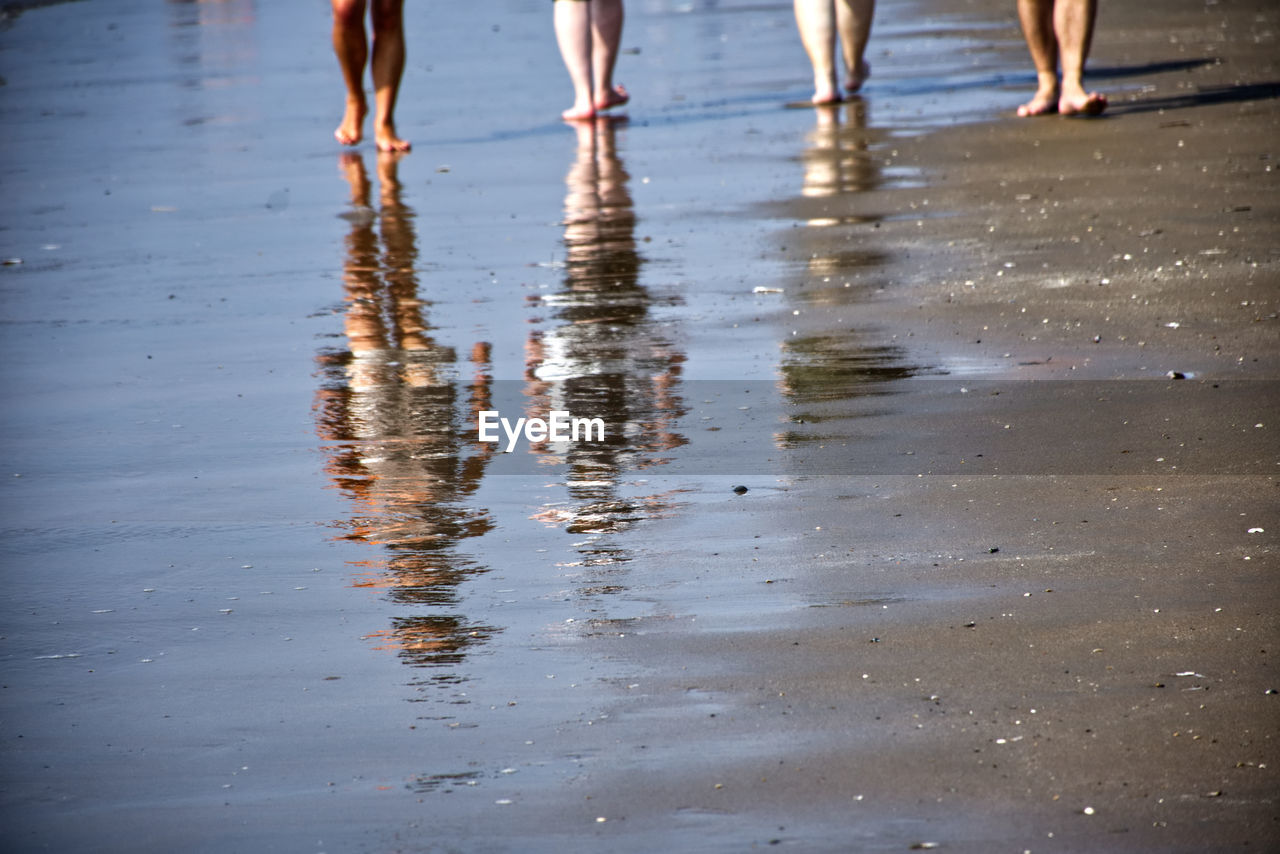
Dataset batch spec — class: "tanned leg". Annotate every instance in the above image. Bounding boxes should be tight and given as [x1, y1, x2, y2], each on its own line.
[370, 0, 410, 151]
[1054, 0, 1106, 115]
[333, 0, 369, 145]
[1016, 0, 1059, 116]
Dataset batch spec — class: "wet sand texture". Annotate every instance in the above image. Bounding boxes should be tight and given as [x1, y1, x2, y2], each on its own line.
[0, 0, 1276, 852]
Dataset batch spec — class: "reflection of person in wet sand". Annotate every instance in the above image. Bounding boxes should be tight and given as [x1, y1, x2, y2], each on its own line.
[801, 98, 877, 203]
[331, 0, 411, 151]
[793, 0, 875, 105]
[779, 103, 914, 443]
[1015, 0, 1107, 116]
[552, 0, 629, 122]
[316, 151, 497, 669]
[524, 118, 684, 538]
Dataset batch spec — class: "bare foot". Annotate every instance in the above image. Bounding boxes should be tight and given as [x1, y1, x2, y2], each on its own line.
[844, 60, 871, 95]
[335, 96, 367, 146]
[594, 84, 629, 112]
[1059, 90, 1107, 116]
[810, 85, 842, 106]
[375, 120, 411, 152]
[1017, 86, 1059, 117]
[562, 102, 596, 122]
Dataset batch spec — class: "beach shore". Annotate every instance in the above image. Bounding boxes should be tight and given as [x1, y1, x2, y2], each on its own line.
[1, 0, 1275, 851]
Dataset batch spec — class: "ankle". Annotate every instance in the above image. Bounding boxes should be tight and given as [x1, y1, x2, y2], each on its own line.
[1059, 75, 1087, 97]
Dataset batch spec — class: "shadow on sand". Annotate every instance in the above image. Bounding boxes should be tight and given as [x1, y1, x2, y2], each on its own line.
[1110, 80, 1280, 115]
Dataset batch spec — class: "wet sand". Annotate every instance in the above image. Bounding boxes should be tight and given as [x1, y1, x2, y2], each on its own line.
[1, 0, 1276, 852]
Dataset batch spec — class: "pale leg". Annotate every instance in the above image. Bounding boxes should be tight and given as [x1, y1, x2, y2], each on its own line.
[794, 0, 840, 104]
[591, 0, 629, 110]
[555, 0, 596, 120]
[835, 0, 874, 93]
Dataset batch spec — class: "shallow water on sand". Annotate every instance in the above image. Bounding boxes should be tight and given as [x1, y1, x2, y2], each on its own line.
[3, 1, 1211, 851]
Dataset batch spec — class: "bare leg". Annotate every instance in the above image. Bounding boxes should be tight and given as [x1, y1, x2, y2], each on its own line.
[337, 152, 388, 375]
[1054, 0, 1106, 115]
[835, 0, 874, 94]
[1016, 0, 1059, 116]
[376, 150, 429, 354]
[555, 0, 596, 120]
[339, 150, 371, 213]
[591, 0, 628, 111]
[333, 0, 369, 145]
[370, 0, 410, 151]
[794, 0, 840, 104]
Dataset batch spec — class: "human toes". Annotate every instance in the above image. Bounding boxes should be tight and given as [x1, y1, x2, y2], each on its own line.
[595, 85, 629, 111]
[375, 134, 411, 152]
[1017, 94, 1058, 117]
[1060, 91, 1107, 116]
[335, 117, 362, 146]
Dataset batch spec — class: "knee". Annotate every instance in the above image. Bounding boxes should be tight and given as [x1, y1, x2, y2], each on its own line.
[370, 0, 404, 29]
[332, 0, 365, 27]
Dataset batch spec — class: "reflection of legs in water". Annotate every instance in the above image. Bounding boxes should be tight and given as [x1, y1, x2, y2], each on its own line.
[803, 100, 873, 201]
[339, 150, 372, 208]
[561, 120, 605, 283]
[563, 118, 635, 277]
[794, 0, 874, 105]
[324, 152, 500, 679]
[527, 116, 685, 519]
[337, 151, 435, 390]
[554, 0, 628, 122]
[1016, 0, 1106, 117]
[804, 103, 844, 198]
[565, 121, 602, 235]
[332, 0, 411, 150]
[375, 151, 433, 371]
[337, 152, 388, 391]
